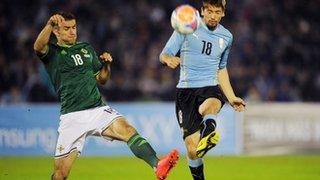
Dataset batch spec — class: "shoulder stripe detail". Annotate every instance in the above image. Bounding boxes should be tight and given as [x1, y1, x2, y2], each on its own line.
[94, 71, 100, 76]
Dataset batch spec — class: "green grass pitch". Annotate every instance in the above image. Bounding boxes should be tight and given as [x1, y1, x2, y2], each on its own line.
[1, 155, 320, 179]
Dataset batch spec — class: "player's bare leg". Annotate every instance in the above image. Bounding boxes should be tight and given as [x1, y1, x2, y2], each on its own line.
[185, 131, 201, 160]
[196, 98, 222, 158]
[52, 150, 78, 180]
[198, 98, 222, 116]
[184, 131, 205, 179]
[102, 117, 179, 179]
[102, 117, 137, 141]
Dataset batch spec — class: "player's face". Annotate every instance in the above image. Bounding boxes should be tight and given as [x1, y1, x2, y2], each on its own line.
[201, 4, 225, 29]
[56, 20, 77, 45]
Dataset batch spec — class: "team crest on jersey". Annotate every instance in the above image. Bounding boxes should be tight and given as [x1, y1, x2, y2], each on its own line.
[81, 48, 91, 58]
[81, 48, 88, 54]
[219, 38, 225, 49]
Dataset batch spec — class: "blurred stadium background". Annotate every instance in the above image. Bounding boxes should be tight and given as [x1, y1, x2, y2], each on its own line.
[0, 0, 320, 179]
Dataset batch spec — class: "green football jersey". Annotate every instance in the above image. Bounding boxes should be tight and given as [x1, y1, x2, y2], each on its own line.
[37, 42, 105, 114]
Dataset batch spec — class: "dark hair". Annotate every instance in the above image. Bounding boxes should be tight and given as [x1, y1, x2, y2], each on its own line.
[57, 12, 76, 21]
[202, 0, 226, 9]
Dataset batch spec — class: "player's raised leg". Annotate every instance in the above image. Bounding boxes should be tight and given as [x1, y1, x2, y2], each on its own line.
[102, 117, 159, 167]
[102, 117, 179, 179]
[52, 150, 78, 180]
[196, 98, 222, 158]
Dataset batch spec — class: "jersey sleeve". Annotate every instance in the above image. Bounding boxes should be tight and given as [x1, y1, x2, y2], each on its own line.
[35, 43, 56, 64]
[89, 46, 103, 75]
[219, 36, 233, 69]
[160, 31, 185, 56]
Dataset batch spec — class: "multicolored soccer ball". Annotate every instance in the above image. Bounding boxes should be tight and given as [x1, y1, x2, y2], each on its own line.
[171, 4, 200, 34]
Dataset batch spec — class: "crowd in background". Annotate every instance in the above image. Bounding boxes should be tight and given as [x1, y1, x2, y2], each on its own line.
[0, 0, 319, 104]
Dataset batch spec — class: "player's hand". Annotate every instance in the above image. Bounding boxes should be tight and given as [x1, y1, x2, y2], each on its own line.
[229, 97, 246, 112]
[164, 57, 181, 69]
[100, 52, 113, 64]
[47, 14, 65, 27]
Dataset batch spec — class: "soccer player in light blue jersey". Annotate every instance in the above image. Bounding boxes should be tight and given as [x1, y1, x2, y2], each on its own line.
[160, 0, 246, 179]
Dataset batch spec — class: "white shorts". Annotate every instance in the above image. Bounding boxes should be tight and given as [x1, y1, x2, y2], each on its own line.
[54, 105, 123, 159]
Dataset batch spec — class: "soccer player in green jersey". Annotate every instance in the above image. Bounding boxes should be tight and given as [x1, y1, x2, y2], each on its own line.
[34, 12, 179, 180]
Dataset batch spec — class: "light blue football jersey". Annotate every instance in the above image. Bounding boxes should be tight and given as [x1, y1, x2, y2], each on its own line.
[161, 19, 233, 88]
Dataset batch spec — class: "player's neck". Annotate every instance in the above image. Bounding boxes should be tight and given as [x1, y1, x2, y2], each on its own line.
[206, 25, 217, 31]
[57, 41, 75, 48]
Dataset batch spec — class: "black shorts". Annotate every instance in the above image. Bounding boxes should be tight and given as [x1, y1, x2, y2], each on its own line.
[175, 86, 225, 139]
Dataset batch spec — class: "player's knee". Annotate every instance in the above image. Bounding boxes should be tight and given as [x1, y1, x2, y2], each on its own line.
[198, 99, 221, 116]
[116, 118, 137, 140]
[123, 123, 137, 138]
[102, 118, 138, 141]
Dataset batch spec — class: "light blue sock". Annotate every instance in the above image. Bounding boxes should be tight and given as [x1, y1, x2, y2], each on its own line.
[188, 158, 203, 168]
[188, 158, 204, 179]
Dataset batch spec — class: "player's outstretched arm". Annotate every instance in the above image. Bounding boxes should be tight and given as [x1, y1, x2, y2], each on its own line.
[96, 52, 112, 85]
[33, 14, 64, 55]
[218, 67, 246, 112]
[160, 54, 181, 69]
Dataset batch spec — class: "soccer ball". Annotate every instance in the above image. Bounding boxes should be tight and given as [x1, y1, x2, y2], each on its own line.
[171, 4, 200, 34]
